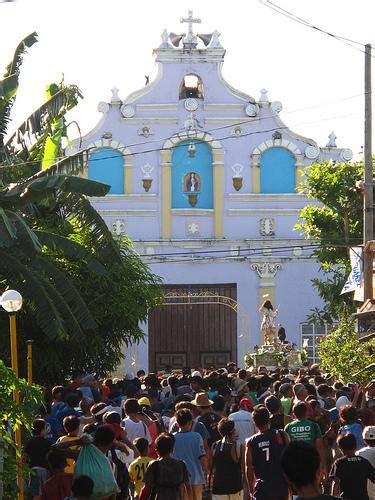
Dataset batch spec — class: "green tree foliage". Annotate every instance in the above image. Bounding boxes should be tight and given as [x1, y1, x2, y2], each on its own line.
[0, 35, 162, 383]
[0, 360, 42, 498]
[318, 319, 375, 384]
[296, 160, 363, 323]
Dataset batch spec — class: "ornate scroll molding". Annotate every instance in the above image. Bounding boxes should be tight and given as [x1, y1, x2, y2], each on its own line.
[250, 262, 282, 279]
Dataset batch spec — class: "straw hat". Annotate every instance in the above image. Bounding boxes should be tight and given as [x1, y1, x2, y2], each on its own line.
[191, 392, 213, 407]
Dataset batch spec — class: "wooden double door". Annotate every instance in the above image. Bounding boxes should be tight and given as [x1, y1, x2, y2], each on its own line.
[148, 284, 237, 372]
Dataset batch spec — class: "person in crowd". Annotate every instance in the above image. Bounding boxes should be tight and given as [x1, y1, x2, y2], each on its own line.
[245, 377, 259, 406]
[330, 432, 375, 499]
[78, 398, 95, 435]
[55, 392, 81, 423]
[23, 419, 51, 500]
[265, 395, 291, 429]
[40, 403, 63, 444]
[256, 375, 272, 403]
[141, 433, 192, 500]
[337, 403, 365, 449]
[121, 398, 152, 444]
[190, 375, 205, 395]
[66, 474, 95, 500]
[57, 415, 81, 473]
[193, 392, 221, 447]
[129, 437, 152, 499]
[50, 385, 65, 417]
[210, 418, 245, 499]
[285, 401, 327, 478]
[41, 449, 73, 500]
[279, 382, 293, 417]
[212, 395, 227, 418]
[356, 426, 375, 499]
[281, 440, 340, 500]
[228, 396, 256, 445]
[293, 383, 309, 405]
[246, 405, 289, 500]
[173, 409, 207, 500]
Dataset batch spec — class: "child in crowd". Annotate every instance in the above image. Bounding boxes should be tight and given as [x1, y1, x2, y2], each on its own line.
[57, 415, 81, 473]
[66, 474, 94, 500]
[41, 449, 72, 500]
[281, 440, 339, 499]
[330, 432, 375, 500]
[23, 419, 51, 499]
[129, 437, 152, 499]
[356, 426, 375, 499]
[337, 404, 365, 449]
[121, 399, 152, 444]
[141, 433, 191, 500]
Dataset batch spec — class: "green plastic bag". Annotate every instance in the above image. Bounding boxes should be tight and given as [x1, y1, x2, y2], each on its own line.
[74, 444, 118, 498]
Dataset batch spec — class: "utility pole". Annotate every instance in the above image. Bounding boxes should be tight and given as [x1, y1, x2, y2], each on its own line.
[363, 43, 373, 301]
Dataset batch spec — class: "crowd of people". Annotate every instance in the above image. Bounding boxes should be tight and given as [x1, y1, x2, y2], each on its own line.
[22, 364, 375, 500]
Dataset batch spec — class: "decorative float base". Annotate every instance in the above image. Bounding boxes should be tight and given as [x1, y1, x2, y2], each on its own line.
[245, 342, 304, 370]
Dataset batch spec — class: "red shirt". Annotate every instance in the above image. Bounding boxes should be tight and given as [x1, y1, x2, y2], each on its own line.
[41, 472, 73, 500]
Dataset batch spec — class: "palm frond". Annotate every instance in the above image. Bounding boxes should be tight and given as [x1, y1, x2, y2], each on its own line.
[5, 85, 82, 159]
[34, 230, 107, 275]
[3, 32, 38, 78]
[62, 192, 122, 263]
[0, 250, 67, 339]
[32, 254, 97, 333]
[0, 32, 38, 148]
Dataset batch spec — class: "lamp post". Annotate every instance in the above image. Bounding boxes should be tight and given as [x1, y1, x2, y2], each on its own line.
[1, 289, 24, 500]
[26, 340, 34, 384]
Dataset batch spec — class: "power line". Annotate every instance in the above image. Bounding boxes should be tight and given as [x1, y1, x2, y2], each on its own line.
[259, 0, 371, 55]
[133, 240, 361, 260]
[0, 110, 363, 170]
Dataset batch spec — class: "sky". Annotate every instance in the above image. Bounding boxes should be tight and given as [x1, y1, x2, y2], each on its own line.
[1, 0, 374, 158]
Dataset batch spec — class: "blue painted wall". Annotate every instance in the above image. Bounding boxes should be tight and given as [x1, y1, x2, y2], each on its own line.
[260, 147, 296, 193]
[88, 148, 124, 194]
[172, 140, 213, 208]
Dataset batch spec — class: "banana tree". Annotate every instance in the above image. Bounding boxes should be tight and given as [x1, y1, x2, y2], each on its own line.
[0, 34, 122, 341]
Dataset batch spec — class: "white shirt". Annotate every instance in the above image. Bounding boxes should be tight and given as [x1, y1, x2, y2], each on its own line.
[121, 417, 152, 444]
[228, 409, 256, 445]
[356, 446, 375, 498]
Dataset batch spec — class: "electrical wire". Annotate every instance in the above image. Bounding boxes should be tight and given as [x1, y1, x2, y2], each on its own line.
[0, 110, 363, 170]
[259, 0, 371, 55]
[130, 240, 361, 260]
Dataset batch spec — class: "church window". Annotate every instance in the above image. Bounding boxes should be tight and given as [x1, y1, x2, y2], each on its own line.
[179, 74, 204, 99]
[172, 140, 212, 208]
[260, 147, 295, 193]
[88, 147, 124, 194]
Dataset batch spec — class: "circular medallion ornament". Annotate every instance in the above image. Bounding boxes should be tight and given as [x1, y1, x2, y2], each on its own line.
[340, 148, 353, 161]
[270, 101, 283, 114]
[245, 103, 258, 117]
[184, 98, 198, 111]
[120, 104, 135, 118]
[97, 101, 110, 113]
[305, 145, 320, 159]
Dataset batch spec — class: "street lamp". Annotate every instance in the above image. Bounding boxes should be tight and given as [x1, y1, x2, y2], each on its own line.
[0, 289, 24, 500]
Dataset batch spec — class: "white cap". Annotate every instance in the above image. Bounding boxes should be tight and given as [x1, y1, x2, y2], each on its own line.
[191, 370, 202, 377]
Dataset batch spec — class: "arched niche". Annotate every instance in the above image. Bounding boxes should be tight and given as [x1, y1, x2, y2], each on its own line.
[88, 147, 124, 194]
[260, 147, 296, 193]
[179, 74, 204, 99]
[171, 140, 213, 208]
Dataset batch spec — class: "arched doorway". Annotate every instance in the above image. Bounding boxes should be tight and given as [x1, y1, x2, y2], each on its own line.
[148, 285, 250, 371]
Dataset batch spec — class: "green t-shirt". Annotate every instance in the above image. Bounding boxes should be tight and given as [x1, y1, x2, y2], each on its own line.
[285, 418, 322, 445]
[281, 397, 292, 416]
[246, 391, 259, 406]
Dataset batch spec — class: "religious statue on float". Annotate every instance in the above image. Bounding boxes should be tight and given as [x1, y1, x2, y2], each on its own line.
[259, 296, 278, 345]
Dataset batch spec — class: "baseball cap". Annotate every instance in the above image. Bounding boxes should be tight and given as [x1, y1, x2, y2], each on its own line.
[363, 426, 375, 440]
[138, 397, 151, 407]
[265, 395, 281, 414]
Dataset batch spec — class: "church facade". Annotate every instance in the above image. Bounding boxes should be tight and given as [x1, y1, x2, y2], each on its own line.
[70, 12, 353, 372]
